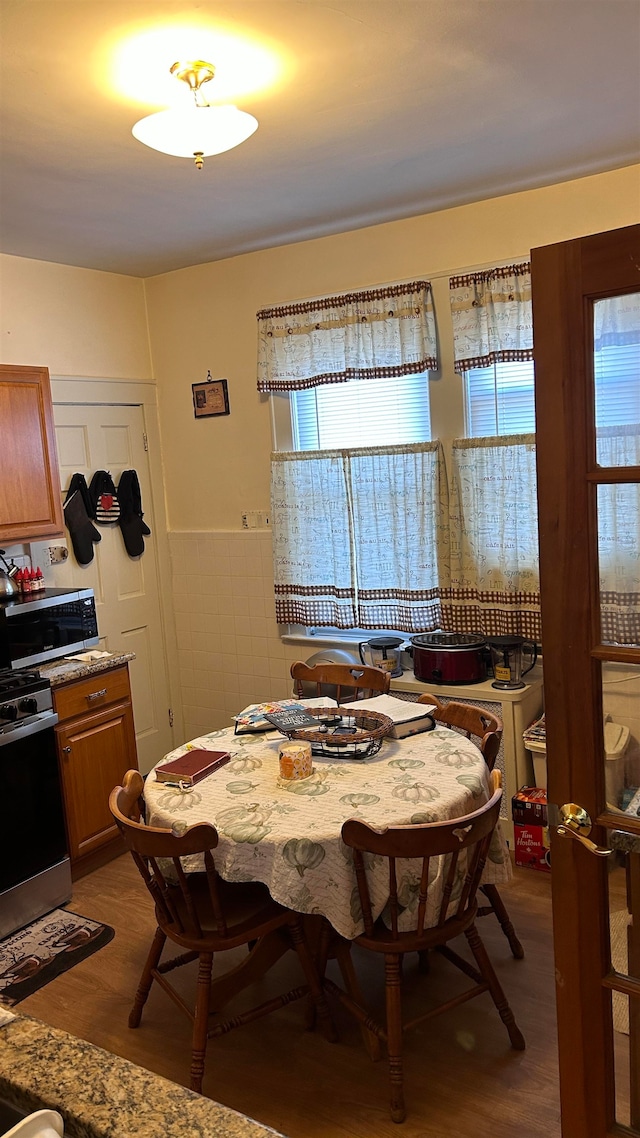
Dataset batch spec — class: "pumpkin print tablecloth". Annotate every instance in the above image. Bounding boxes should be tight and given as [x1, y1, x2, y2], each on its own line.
[144, 725, 512, 940]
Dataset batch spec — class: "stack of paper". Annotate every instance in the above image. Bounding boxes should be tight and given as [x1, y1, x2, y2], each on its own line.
[341, 695, 437, 738]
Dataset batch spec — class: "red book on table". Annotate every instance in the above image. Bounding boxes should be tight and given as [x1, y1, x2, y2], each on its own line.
[155, 749, 231, 787]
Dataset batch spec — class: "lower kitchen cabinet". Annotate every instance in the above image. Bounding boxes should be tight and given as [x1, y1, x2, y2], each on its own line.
[53, 664, 138, 877]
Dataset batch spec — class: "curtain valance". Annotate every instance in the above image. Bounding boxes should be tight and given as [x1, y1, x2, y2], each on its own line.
[257, 281, 438, 393]
[449, 262, 533, 373]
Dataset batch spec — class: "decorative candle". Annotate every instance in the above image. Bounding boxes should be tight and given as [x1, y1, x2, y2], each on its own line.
[278, 741, 313, 781]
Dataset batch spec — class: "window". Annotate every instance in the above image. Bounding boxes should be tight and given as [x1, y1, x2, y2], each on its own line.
[291, 371, 431, 450]
[464, 359, 535, 437]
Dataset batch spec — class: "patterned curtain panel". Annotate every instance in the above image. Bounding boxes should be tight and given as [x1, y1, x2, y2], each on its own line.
[270, 442, 447, 632]
[257, 281, 438, 393]
[597, 429, 640, 647]
[444, 435, 541, 640]
[449, 262, 533, 373]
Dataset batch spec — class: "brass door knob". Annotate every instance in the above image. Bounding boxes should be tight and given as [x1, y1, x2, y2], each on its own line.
[556, 803, 612, 857]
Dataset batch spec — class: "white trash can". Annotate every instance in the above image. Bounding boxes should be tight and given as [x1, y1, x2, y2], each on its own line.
[523, 714, 630, 804]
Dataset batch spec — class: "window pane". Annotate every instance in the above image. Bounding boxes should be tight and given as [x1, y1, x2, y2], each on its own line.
[465, 360, 535, 436]
[291, 372, 430, 450]
[598, 481, 640, 648]
[608, 844, 640, 1130]
[594, 293, 640, 467]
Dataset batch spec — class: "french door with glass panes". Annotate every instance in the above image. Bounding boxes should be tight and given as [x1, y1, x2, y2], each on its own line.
[532, 224, 640, 1138]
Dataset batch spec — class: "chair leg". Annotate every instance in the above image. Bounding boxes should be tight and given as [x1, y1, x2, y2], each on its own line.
[129, 926, 166, 1029]
[289, 916, 338, 1043]
[464, 923, 525, 1051]
[384, 953, 405, 1124]
[333, 937, 382, 1062]
[481, 884, 525, 959]
[190, 951, 214, 1094]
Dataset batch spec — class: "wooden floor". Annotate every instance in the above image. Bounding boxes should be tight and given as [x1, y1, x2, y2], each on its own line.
[21, 856, 562, 1138]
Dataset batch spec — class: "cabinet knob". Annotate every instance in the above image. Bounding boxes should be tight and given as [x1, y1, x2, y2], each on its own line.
[62, 746, 72, 754]
[86, 688, 108, 702]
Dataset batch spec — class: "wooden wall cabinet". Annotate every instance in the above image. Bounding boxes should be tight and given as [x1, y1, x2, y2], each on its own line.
[0, 363, 64, 543]
[54, 664, 138, 878]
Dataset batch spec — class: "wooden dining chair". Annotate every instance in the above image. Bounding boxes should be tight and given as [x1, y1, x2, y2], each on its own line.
[322, 771, 525, 1123]
[109, 770, 336, 1094]
[417, 693, 524, 959]
[290, 660, 391, 703]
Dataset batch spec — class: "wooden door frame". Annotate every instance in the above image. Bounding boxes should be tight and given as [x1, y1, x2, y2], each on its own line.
[532, 225, 640, 1137]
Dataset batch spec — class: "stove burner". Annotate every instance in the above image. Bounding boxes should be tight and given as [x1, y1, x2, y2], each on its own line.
[0, 667, 45, 695]
[0, 668, 53, 734]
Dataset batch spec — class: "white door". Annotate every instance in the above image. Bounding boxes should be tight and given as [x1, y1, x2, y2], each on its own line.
[48, 403, 174, 774]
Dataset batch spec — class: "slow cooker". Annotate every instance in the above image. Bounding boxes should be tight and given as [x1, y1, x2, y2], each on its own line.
[411, 632, 488, 685]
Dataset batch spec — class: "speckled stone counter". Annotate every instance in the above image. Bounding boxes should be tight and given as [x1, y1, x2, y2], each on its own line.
[38, 653, 135, 687]
[0, 1013, 287, 1138]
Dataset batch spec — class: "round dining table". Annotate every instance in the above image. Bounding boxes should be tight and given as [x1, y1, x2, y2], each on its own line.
[143, 722, 512, 940]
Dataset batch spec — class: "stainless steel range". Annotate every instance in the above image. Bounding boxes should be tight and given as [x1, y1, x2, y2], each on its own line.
[0, 667, 72, 939]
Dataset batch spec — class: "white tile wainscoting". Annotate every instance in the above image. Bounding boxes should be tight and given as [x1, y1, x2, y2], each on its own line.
[169, 530, 302, 742]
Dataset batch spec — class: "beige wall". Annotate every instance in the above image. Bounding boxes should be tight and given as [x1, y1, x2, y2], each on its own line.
[0, 253, 152, 379]
[143, 164, 640, 736]
[145, 165, 640, 532]
[1, 169, 638, 739]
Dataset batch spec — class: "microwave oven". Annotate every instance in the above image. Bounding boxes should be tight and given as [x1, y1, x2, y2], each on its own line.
[0, 587, 99, 669]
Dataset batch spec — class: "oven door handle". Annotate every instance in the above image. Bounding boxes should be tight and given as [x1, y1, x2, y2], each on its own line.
[0, 711, 58, 747]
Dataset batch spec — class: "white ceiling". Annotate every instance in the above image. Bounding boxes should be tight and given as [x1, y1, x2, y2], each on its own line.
[1, 0, 639, 278]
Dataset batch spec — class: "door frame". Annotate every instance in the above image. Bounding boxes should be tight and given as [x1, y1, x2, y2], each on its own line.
[532, 225, 640, 1137]
[49, 376, 184, 747]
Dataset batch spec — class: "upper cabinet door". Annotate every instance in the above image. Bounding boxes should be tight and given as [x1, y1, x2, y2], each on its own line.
[0, 364, 64, 542]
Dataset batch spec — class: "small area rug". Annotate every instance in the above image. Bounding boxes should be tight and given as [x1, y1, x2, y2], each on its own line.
[0, 909, 114, 1007]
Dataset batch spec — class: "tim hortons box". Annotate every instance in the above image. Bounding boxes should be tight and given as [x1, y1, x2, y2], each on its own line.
[514, 822, 551, 873]
[512, 786, 548, 826]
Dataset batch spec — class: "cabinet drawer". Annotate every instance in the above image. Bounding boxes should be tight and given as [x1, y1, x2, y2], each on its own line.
[54, 665, 130, 722]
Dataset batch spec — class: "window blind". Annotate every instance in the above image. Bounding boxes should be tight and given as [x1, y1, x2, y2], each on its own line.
[292, 372, 431, 450]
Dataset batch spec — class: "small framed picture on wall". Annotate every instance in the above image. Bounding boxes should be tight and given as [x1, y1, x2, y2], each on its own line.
[192, 377, 230, 418]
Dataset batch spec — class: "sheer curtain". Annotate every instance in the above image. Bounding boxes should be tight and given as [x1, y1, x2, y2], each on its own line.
[271, 443, 448, 632]
[444, 435, 541, 639]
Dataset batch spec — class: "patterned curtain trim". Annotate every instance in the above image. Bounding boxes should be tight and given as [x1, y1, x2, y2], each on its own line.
[257, 280, 438, 392]
[449, 261, 533, 375]
[449, 262, 531, 289]
[452, 433, 536, 450]
[272, 440, 442, 463]
[440, 603, 542, 642]
[258, 280, 432, 320]
[452, 348, 534, 374]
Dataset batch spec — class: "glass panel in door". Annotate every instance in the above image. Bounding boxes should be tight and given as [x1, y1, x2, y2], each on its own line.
[594, 292, 640, 467]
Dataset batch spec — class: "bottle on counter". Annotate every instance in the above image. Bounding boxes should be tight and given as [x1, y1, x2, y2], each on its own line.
[35, 567, 45, 592]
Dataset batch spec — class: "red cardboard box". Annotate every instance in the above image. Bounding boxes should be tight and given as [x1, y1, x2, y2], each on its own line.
[514, 822, 551, 873]
[512, 786, 548, 826]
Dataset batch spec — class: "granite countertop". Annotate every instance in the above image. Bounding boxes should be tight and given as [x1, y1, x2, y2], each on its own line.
[38, 653, 136, 687]
[0, 1013, 287, 1138]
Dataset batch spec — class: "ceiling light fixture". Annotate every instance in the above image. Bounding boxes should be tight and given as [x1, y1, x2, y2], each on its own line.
[132, 60, 258, 170]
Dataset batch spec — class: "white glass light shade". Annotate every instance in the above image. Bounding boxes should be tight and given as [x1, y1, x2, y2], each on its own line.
[132, 104, 258, 158]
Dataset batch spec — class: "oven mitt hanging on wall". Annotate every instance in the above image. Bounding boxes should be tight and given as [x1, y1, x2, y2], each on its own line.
[88, 470, 120, 525]
[117, 469, 151, 557]
[63, 474, 101, 565]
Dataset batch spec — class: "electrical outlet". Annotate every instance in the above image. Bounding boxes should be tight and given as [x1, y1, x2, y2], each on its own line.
[48, 545, 69, 564]
[242, 511, 270, 529]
